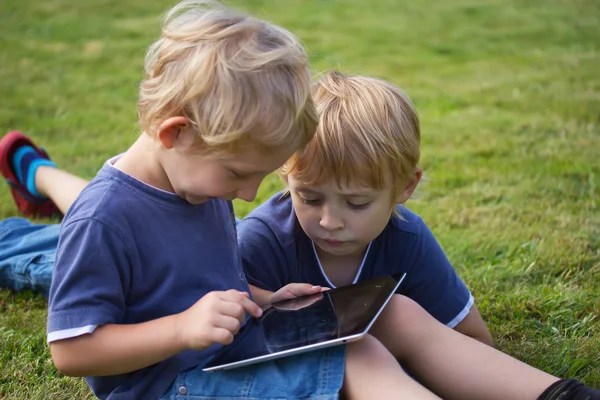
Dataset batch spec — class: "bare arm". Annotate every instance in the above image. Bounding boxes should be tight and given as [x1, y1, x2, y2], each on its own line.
[249, 283, 325, 309]
[453, 304, 494, 347]
[50, 314, 184, 377]
[249, 285, 275, 308]
[50, 290, 262, 377]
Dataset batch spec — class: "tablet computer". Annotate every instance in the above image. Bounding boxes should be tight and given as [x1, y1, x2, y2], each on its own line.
[203, 273, 406, 372]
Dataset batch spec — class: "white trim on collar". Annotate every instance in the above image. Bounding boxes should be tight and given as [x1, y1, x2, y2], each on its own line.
[311, 241, 372, 288]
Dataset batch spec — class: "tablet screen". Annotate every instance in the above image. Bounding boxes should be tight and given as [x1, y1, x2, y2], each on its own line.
[203, 274, 404, 371]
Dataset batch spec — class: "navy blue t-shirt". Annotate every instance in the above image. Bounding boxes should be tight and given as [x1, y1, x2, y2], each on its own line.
[238, 193, 473, 327]
[47, 161, 249, 399]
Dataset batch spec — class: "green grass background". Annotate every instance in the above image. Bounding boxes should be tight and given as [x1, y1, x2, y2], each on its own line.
[1, 0, 599, 398]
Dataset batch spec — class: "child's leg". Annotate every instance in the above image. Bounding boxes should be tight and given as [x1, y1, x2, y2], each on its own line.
[343, 334, 440, 399]
[370, 295, 592, 400]
[34, 166, 88, 215]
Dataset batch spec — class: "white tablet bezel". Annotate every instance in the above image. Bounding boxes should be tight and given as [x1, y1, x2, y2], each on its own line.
[203, 273, 406, 372]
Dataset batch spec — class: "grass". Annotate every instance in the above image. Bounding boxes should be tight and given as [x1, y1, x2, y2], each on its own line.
[0, 0, 599, 397]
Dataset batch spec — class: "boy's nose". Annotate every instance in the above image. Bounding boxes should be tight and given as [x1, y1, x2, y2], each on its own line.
[319, 205, 344, 230]
[236, 185, 259, 202]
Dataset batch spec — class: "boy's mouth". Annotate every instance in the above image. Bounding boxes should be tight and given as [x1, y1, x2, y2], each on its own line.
[323, 239, 345, 247]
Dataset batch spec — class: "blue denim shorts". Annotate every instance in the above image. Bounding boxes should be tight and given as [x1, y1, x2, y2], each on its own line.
[160, 345, 346, 400]
[0, 217, 59, 297]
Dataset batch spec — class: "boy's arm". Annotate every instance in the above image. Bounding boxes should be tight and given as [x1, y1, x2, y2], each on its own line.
[453, 304, 494, 347]
[249, 284, 324, 309]
[50, 289, 261, 377]
[49, 219, 262, 377]
[397, 212, 494, 344]
[249, 284, 275, 308]
[50, 315, 184, 376]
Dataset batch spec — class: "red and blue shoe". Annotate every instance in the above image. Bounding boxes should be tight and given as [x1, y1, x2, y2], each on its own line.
[0, 131, 61, 218]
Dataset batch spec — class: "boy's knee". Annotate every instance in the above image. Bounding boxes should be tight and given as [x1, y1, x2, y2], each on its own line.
[375, 294, 431, 336]
[347, 334, 390, 361]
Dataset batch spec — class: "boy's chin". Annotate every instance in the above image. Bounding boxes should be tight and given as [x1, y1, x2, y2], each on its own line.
[183, 194, 211, 205]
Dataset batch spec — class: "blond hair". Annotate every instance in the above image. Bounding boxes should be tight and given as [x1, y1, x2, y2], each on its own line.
[281, 70, 420, 198]
[138, 0, 316, 153]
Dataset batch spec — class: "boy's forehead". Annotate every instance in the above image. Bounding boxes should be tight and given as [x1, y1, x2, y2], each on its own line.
[285, 157, 395, 194]
[291, 178, 380, 196]
[220, 145, 292, 174]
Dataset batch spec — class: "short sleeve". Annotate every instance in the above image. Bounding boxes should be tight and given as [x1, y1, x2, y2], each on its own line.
[237, 218, 290, 292]
[401, 222, 473, 327]
[47, 218, 131, 340]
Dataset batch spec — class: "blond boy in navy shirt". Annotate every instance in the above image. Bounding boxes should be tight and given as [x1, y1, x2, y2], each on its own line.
[239, 71, 492, 345]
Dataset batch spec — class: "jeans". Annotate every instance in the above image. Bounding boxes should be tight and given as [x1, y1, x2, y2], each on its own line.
[160, 345, 346, 400]
[0, 217, 59, 297]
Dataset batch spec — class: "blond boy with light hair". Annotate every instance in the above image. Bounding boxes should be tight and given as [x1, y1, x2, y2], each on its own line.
[44, 3, 437, 399]
[242, 70, 490, 341]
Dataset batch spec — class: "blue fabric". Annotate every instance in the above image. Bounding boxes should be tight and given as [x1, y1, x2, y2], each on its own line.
[238, 192, 472, 327]
[0, 217, 58, 297]
[11, 146, 56, 198]
[0, 218, 243, 297]
[159, 345, 345, 400]
[47, 162, 250, 400]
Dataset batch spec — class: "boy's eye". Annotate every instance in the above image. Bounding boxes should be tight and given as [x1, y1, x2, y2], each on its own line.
[299, 197, 321, 206]
[347, 202, 371, 210]
[230, 169, 248, 179]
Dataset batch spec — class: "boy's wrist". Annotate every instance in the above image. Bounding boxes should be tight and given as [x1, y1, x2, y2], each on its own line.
[172, 312, 193, 352]
[253, 292, 275, 308]
[266, 292, 275, 307]
[248, 284, 275, 308]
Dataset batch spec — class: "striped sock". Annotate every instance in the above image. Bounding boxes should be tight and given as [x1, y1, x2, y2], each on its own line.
[11, 145, 56, 198]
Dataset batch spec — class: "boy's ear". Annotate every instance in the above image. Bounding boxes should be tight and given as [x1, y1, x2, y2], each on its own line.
[157, 116, 193, 150]
[396, 167, 423, 204]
